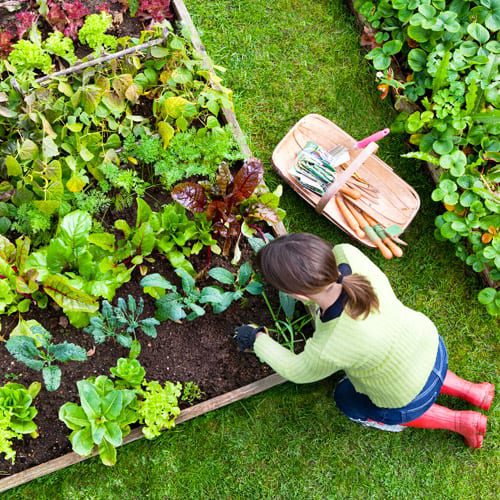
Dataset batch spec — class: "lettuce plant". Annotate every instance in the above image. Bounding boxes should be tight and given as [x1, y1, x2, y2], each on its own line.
[138, 380, 181, 439]
[58, 376, 138, 466]
[0, 381, 40, 463]
[6, 323, 87, 391]
[78, 12, 117, 53]
[7, 39, 52, 75]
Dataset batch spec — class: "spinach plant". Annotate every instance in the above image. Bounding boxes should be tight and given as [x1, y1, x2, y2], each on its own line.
[200, 262, 264, 313]
[6, 323, 87, 391]
[0, 381, 40, 463]
[141, 271, 205, 322]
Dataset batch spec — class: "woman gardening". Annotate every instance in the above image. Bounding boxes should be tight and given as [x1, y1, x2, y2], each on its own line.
[235, 233, 494, 448]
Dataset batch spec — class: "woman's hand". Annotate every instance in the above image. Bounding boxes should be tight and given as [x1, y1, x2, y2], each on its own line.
[234, 324, 267, 351]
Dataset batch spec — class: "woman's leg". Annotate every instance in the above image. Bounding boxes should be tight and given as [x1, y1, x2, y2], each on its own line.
[403, 404, 487, 448]
[440, 370, 495, 410]
[333, 377, 405, 431]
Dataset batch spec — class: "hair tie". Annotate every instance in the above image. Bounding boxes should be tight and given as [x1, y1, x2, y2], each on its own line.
[336, 274, 344, 284]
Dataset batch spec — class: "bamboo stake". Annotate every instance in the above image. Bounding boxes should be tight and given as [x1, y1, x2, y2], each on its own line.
[34, 33, 170, 85]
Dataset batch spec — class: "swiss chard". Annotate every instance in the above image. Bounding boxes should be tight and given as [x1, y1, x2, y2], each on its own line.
[172, 159, 283, 259]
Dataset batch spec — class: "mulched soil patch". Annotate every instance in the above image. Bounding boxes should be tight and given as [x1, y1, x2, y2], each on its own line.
[0, 235, 284, 475]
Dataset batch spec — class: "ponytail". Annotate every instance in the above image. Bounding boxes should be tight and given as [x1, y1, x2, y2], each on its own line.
[258, 233, 379, 320]
[341, 274, 379, 320]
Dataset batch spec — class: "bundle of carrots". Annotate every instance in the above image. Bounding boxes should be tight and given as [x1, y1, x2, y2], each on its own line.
[335, 195, 405, 259]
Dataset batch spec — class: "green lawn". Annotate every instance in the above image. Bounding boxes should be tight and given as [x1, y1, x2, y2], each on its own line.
[4, 0, 498, 498]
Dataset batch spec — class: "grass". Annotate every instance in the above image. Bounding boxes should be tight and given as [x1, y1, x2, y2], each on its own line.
[4, 0, 498, 498]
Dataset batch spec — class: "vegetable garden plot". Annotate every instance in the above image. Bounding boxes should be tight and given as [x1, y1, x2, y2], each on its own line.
[0, 0, 296, 489]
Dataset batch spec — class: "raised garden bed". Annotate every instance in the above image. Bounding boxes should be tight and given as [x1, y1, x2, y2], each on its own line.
[0, 0, 292, 491]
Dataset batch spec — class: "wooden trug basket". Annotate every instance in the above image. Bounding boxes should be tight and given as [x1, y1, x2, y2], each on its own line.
[272, 114, 421, 247]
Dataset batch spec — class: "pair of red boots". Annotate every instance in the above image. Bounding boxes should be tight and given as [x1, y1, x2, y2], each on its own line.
[402, 370, 494, 448]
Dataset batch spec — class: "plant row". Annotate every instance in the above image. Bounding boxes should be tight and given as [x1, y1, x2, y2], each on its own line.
[355, 0, 499, 315]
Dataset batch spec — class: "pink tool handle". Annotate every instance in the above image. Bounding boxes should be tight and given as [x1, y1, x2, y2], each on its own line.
[355, 128, 390, 149]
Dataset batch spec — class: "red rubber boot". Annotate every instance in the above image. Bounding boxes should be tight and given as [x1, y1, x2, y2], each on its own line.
[403, 404, 487, 448]
[440, 370, 495, 410]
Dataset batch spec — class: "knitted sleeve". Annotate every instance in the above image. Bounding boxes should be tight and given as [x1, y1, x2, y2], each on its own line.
[253, 327, 340, 383]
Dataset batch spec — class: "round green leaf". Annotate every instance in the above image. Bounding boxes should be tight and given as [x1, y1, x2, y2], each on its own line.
[467, 23, 490, 44]
[478, 287, 496, 305]
[408, 49, 427, 71]
[383, 40, 403, 56]
[373, 53, 391, 70]
[433, 137, 454, 155]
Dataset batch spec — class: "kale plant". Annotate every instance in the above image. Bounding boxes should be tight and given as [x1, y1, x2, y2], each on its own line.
[84, 295, 160, 351]
[6, 324, 87, 391]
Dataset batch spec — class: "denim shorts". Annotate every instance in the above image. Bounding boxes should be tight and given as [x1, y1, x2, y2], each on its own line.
[333, 336, 448, 425]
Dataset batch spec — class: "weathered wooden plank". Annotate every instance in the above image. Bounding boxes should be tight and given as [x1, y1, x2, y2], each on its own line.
[0, 374, 285, 493]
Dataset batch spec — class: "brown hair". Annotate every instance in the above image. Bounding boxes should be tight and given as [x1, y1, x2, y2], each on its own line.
[257, 233, 379, 320]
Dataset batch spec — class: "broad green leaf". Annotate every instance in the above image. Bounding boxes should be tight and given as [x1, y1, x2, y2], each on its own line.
[98, 439, 117, 466]
[104, 421, 122, 447]
[467, 23, 490, 44]
[18, 139, 39, 161]
[43, 275, 98, 313]
[478, 288, 497, 305]
[59, 210, 92, 250]
[5, 155, 22, 177]
[150, 46, 169, 58]
[42, 365, 62, 391]
[157, 121, 174, 147]
[42, 136, 59, 159]
[88, 233, 115, 251]
[237, 262, 253, 287]
[199, 286, 224, 304]
[246, 281, 264, 296]
[208, 267, 235, 285]
[140, 273, 175, 290]
[59, 402, 89, 430]
[71, 427, 94, 456]
[77, 380, 102, 419]
[102, 391, 123, 420]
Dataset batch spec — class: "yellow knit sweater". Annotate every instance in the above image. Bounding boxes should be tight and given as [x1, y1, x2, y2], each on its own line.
[254, 243, 439, 408]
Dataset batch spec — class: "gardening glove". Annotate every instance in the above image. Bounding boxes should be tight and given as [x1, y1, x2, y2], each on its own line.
[234, 324, 266, 351]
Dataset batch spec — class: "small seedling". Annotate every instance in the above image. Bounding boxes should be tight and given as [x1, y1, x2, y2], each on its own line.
[181, 381, 204, 404]
[141, 270, 205, 322]
[261, 291, 311, 351]
[85, 295, 160, 352]
[199, 262, 264, 313]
